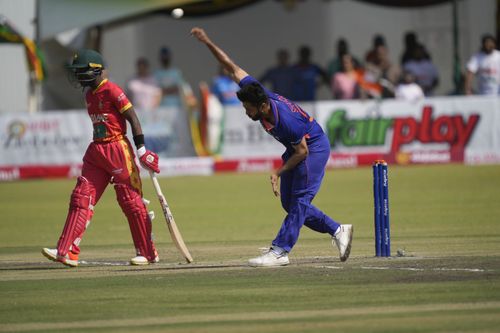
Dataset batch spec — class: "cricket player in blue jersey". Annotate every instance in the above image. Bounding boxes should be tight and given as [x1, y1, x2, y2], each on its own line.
[191, 27, 353, 267]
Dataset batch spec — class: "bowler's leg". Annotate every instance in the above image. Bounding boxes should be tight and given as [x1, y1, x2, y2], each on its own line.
[300, 148, 340, 236]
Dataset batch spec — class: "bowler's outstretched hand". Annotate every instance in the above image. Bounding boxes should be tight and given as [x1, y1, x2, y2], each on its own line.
[191, 27, 209, 43]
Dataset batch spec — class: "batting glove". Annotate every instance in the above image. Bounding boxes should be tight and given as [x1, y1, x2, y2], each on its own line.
[137, 146, 160, 174]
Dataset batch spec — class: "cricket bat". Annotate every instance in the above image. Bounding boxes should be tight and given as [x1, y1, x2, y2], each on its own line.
[149, 171, 193, 263]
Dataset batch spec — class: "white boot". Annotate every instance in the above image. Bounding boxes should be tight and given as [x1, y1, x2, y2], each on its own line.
[41, 248, 79, 267]
[130, 254, 160, 266]
[332, 224, 353, 262]
[248, 249, 289, 267]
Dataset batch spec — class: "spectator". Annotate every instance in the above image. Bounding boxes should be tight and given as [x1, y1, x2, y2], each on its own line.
[403, 44, 439, 96]
[211, 66, 240, 105]
[464, 34, 500, 95]
[400, 31, 430, 66]
[365, 34, 385, 65]
[154, 46, 196, 109]
[126, 57, 161, 112]
[365, 43, 400, 97]
[331, 54, 361, 100]
[326, 38, 360, 82]
[291, 45, 328, 101]
[330, 54, 385, 100]
[259, 49, 295, 99]
[395, 70, 425, 103]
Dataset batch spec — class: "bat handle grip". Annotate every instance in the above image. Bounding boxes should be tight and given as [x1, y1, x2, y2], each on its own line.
[149, 171, 163, 197]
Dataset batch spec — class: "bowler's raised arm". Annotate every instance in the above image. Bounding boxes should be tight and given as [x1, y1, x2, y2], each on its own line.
[190, 27, 248, 83]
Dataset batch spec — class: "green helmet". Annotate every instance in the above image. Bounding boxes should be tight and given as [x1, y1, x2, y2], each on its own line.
[66, 49, 105, 87]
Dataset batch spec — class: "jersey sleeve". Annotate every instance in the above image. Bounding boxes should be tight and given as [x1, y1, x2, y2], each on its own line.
[466, 55, 478, 73]
[110, 84, 133, 113]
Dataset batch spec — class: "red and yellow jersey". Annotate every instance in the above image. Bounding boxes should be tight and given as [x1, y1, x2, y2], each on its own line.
[85, 79, 133, 142]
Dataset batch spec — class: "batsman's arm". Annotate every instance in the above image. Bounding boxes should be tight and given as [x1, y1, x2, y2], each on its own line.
[123, 107, 144, 147]
[191, 27, 248, 83]
[124, 107, 160, 174]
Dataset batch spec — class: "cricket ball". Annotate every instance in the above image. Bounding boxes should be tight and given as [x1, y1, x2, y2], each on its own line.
[171, 8, 184, 19]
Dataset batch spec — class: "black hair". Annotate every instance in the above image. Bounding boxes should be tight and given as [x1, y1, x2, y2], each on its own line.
[481, 33, 496, 45]
[299, 45, 311, 58]
[337, 38, 349, 57]
[404, 31, 417, 46]
[236, 83, 268, 107]
[374, 34, 385, 47]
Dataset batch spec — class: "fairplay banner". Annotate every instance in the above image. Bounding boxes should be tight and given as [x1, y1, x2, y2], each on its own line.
[315, 96, 500, 165]
[219, 96, 500, 166]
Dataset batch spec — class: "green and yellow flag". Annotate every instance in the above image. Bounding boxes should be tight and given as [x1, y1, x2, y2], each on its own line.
[0, 15, 46, 81]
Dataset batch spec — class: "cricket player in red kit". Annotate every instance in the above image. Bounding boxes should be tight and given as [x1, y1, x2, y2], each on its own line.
[42, 49, 160, 267]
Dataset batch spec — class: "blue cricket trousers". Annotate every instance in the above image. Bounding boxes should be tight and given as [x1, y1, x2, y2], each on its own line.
[272, 135, 340, 253]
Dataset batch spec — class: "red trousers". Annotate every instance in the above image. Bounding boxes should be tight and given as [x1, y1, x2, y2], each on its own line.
[57, 137, 157, 261]
[82, 137, 143, 199]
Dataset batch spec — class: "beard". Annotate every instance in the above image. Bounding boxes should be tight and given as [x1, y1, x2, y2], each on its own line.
[248, 108, 263, 121]
[249, 113, 262, 121]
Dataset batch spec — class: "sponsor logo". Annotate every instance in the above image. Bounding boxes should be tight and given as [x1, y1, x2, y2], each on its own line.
[160, 157, 214, 176]
[326, 106, 480, 152]
[90, 113, 108, 124]
[326, 155, 358, 168]
[3, 119, 81, 149]
[237, 160, 274, 172]
[0, 167, 20, 181]
[7, 121, 26, 139]
[396, 151, 451, 164]
[466, 152, 500, 165]
[112, 168, 123, 175]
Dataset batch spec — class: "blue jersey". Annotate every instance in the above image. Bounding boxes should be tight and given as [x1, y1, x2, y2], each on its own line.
[239, 76, 327, 156]
[291, 64, 324, 101]
[211, 75, 240, 105]
[259, 66, 295, 99]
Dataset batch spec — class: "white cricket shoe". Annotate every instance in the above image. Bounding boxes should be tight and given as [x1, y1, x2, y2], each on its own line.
[41, 248, 79, 267]
[332, 224, 353, 262]
[130, 255, 160, 266]
[248, 249, 289, 267]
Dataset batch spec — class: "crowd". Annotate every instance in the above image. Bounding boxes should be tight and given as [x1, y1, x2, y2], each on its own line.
[126, 32, 499, 110]
[244, 31, 499, 103]
[125, 46, 197, 112]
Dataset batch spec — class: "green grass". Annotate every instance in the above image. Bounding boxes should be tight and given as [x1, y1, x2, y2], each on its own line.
[1, 164, 500, 332]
